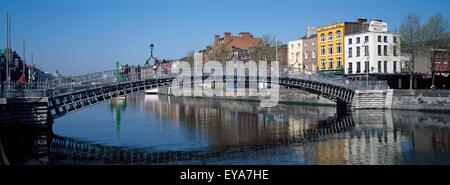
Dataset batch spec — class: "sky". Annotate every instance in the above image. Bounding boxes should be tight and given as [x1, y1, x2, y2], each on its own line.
[0, 0, 449, 75]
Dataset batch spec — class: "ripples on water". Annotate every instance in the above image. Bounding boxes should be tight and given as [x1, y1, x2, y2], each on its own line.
[4, 93, 450, 165]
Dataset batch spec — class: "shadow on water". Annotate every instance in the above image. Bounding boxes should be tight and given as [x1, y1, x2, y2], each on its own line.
[0, 125, 52, 165]
[2, 94, 450, 165]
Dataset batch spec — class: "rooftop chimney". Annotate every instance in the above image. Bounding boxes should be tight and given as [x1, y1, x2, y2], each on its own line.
[214, 35, 220, 46]
[357, 17, 368, 23]
[239, 32, 252, 38]
[224, 32, 232, 43]
[372, 18, 383, 22]
[306, 26, 316, 38]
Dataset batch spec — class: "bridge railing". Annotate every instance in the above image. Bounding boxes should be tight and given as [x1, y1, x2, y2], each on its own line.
[46, 69, 180, 97]
[0, 81, 47, 98]
[284, 71, 390, 90]
[284, 71, 355, 89]
[46, 65, 162, 88]
[45, 65, 391, 98]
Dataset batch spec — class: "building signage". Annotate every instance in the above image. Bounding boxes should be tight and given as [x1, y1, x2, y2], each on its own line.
[317, 22, 344, 32]
[369, 21, 388, 32]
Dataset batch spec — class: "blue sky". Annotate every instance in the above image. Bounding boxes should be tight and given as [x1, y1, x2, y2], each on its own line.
[1, 0, 449, 75]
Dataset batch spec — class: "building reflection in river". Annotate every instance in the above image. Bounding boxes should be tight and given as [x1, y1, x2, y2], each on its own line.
[136, 94, 450, 164]
[143, 95, 335, 149]
[4, 93, 450, 165]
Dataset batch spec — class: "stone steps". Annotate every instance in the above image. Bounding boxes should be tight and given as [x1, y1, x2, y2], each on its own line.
[353, 90, 387, 109]
[1, 98, 50, 127]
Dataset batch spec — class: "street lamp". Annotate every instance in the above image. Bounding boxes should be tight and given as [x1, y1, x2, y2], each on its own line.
[150, 43, 154, 55]
[146, 43, 155, 65]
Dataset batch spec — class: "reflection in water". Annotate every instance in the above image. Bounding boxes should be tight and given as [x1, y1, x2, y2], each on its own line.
[2, 93, 450, 165]
[109, 97, 127, 138]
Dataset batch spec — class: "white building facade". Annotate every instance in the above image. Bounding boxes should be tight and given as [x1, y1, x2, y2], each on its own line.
[345, 21, 403, 75]
[288, 39, 303, 72]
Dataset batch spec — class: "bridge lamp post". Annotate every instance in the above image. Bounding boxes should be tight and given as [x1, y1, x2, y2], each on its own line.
[150, 43, 154, 58]
[146, 43, 155, 65]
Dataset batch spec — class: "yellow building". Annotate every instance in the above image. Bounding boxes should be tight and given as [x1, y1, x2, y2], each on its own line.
[317, 19, 367, 72]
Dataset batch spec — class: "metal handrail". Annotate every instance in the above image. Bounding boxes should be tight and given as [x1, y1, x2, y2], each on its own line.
[0, 81, 47, 98]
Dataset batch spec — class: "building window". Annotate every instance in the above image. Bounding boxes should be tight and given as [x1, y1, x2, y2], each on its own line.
[364, 45, 369, 56]
[328, 32, 333, 41]
[349, 38, 353, 45]
[304, 52, 308, 59]
[321, 34, 325, 42]
[321, 59, 326, 69]
[378, 61, 382, 73]
[349, 47, 353, 58]
[291, 44, 294, 49]
[296, 52, 300, 62]
[393, 36, 398, 43]
[298, 43, 301, 48]
[384, 61, 388, 73]
[378, 36, 382, 42]
[364, 36, 369, 43]
[321, 45, 325, 56]
[384, 45, 388, 56]
[384, 36, 388, 42]
[312, 41, 315, 46]
[329, 59, 333, 69]
[356, 37, 361, 44]
[312, 51, 316, 58]
[336, 43, 342, 54]
[378, 45, 382, 56]
[336, 31, 342, 40]
[393, 46, 397, 56]
[356, 46, 361, 57]
[337, 58, 342, 68]
[356, 62, 361, 73]
[348, 62, 353, 73]
[394, 61, 397, 73]
[328, 44, 333, 55]
[304, 42, 307, 47]
[365, 61, 369, 73]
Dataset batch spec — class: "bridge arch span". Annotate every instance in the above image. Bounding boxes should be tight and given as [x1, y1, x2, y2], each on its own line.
[48, 75, 355, 119]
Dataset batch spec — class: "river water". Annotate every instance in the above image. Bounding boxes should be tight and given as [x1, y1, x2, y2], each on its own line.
[44, 93, 450, 165]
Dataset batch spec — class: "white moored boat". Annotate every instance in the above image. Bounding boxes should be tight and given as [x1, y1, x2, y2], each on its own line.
[145, 88, 159, 94]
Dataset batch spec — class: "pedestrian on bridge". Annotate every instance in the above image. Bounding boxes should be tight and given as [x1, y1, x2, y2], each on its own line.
[32, 72, 38, 89]
[18, 74, 26, 92]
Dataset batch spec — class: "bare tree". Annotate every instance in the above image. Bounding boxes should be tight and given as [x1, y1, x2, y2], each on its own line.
[400, 13, 424, 89]
[249, 34, 283, 62]
[422, 13, 450, 88]
[209, 44, 231, 62]
[185, 50, 195, 65]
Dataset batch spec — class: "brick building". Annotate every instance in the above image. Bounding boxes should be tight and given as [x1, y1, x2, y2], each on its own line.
[214, 32, 263, 50]
[302, 34, 318, 72]
[201, 32, 263, 62]
[433, 49, 450, 74]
